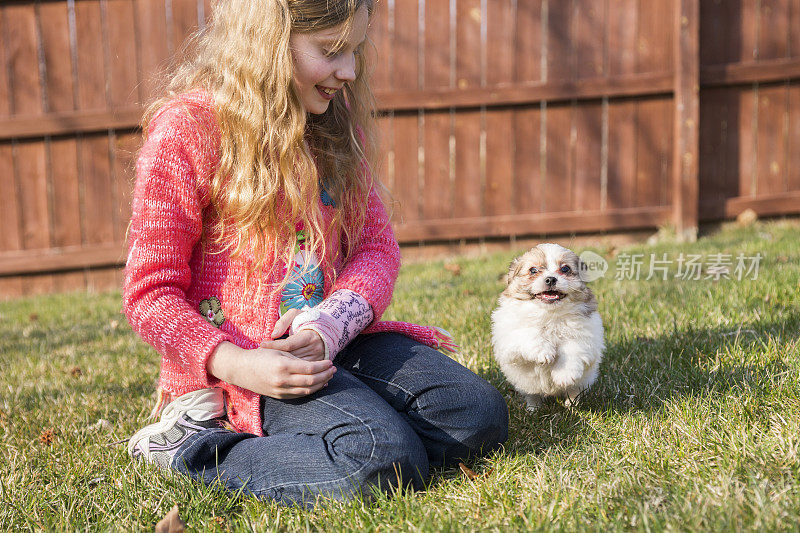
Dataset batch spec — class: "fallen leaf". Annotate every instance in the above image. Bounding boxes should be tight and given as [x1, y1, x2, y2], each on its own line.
[736, 208, 758, 227]
[29, 313, 39, 322]
[39, 428, 55, 446]
[70, 366, 83, 378]
[444, 263, 462, 276]
[459, 462, 479, 481]
[155, 505, 186, 533]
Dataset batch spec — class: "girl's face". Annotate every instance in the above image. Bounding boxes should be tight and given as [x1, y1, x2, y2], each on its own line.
[289, 5, 369, 114]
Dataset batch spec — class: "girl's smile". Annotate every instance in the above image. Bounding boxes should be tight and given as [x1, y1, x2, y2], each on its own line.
[290, 5, 368, 114]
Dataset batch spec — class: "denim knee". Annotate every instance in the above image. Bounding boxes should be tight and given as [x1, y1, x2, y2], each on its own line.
[444, 379, 509, 461]
[357, 421, 429, 493]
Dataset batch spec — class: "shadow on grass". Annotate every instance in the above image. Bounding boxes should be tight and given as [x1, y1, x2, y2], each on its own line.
[488, 313, 799, 456]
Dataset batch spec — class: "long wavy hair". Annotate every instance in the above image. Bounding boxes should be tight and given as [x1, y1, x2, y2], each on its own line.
[143, 0, 378, 287]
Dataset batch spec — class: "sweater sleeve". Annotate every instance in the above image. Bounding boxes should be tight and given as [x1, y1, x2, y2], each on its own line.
[122, 101, 230, 386]
[330, 185, 400, 322]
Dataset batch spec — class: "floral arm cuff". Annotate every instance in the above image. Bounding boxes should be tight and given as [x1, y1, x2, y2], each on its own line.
[290, 289, 374, 360]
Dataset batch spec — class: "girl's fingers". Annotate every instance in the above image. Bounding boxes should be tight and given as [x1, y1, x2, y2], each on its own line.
[282, 355, 334, 376]
[264, 331, 324, 356]
[280, 381, 329, 399]
[270, 309, 301, 339]
[285, 366, 336, 387]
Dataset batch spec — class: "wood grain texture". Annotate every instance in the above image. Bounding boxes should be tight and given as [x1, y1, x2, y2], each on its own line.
[513, 105, 542, 215]
[515, 0, 542, 83]
[422, 0, 452, 221]
[484, 1, 515, 217]
[544, 103, 574, 213]
[573, 102, 603, 211]
[789, 81, 800, 192]
[756, 85, 789, 195]
[6, 4, 53, 293]
[106, 0, 140, 107]
[607, 100, 637, 210]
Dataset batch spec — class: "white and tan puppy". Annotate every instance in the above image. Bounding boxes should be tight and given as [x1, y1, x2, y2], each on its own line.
[491, 243, 604, 410]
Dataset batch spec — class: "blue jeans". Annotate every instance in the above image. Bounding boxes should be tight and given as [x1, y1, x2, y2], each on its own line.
[172, 333, 508, 507]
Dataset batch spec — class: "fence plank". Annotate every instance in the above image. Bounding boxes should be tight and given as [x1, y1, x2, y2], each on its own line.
[7, 4, 53, 294]
[40, 1, 85, 291]
[422, 0, 452, 221]
[544, 103, 574, 212]
[456, 0, 482, 89]
[756, 85, 789, 195]
[576, 0, 605, 78]
[607, 100, 637, 210]
[75, 1, 117, 291]
[737, 86, 758, 197]
[369, 0, 390, 92]
[574, 102, 602, 211]
[170, 0, 200, 59]
[394, 206, 671, 242]
[485, 0, 515, 217]
[699, 88, 731, 217]
[637, 0, 673, 73]
[792, 0, 800, 58]
[515, 0, 542, 83]
[0, 143, 23, 297]
[391, 1, 420, 225]
[607, 0, 637, 76]
[547, 0, 574, 81]
[741, 0, 759, 62]
[107, 0, 140, 107]
[758, 0, 790, 60]
[0, 6, 23, 296]
[638, 98, 671, 207]
[673, 0, 699, 238]
[135, 0, 169, 101]
[113, 131, 139, 243]
[513, 105, 542, 215]
[453, 0, 482, 219]
[790, 81, 800, 191]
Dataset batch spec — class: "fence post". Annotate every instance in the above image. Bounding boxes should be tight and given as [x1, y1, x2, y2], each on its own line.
[672, 0, 699, 241]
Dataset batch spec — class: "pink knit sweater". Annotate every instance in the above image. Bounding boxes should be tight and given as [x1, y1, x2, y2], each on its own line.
[123, 91, 454, 435]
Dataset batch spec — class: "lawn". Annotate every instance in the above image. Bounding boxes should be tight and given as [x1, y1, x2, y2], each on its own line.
[1, 219, 798, 531]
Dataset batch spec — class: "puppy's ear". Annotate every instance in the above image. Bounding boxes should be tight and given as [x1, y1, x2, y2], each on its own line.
[505, 257, 524, 285]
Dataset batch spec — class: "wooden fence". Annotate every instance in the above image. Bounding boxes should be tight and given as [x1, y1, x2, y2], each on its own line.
[1, 0, 800, 298]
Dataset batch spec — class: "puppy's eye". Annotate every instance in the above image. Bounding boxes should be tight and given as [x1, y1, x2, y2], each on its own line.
[560, 265, 572, 274]
[529, 267, 539, 275]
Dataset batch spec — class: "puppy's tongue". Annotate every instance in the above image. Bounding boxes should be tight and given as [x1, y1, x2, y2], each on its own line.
[538, 291, 563, 302]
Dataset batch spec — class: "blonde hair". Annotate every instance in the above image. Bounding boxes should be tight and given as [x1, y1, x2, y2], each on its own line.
[144, 0, 378, 286]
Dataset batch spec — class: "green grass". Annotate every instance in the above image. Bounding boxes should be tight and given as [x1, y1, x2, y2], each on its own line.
[1, 219, 799, 531]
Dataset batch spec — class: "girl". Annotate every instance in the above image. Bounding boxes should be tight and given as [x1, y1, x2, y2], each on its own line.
[124, 0, 507, 508]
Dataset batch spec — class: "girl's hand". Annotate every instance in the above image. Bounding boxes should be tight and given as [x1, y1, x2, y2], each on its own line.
[271, 308, 302, 339]
[261, 330, 326, 361]
[207, 341, 335, 399]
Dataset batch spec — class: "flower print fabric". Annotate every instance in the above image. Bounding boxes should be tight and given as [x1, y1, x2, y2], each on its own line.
[280, 229, 325, 315]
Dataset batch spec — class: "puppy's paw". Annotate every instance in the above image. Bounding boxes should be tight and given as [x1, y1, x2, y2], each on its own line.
[550, 368, 579, 388]
[523, 394, 543, 411]
[563, 387, 583, 408]
[529, 347, 556, 365]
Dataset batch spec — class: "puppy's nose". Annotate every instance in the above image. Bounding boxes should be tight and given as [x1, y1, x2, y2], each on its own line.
[544, 276, 557, 287]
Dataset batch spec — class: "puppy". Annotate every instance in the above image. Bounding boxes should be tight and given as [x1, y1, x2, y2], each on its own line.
[491, 243, 604, 410]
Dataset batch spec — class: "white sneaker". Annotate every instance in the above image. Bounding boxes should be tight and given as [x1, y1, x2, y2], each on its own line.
[128, 388, 227, 468]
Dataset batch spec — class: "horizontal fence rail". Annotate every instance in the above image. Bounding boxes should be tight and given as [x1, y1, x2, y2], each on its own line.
[2, 0, 800, 298]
